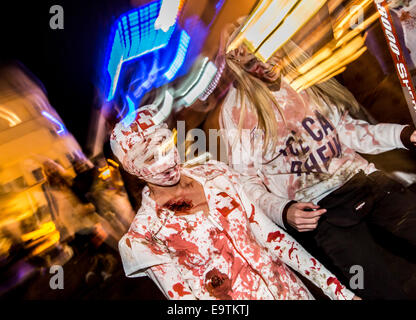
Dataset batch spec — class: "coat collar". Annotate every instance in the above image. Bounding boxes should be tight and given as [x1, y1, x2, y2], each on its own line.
[140, 163, 226, 212]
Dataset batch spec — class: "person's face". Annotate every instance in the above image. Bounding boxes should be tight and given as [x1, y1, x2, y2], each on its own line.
[230, 45, 282, 83]
[135, 128, 181, 187]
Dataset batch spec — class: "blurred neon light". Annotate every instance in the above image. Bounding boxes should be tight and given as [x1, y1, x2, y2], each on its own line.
[216, 0, 226, 10]
[0, 106, 22, 127]
[183, 152, 212, 167]
[245, 0, 298, 53]
[317, 66, 347, 84]
[227, 0, 328, 62]
[132, 52, 162, 100]
[41, 111, 66, 135]
[159, 128, 177, 155]
[227, 0, 270, 52]
[333, 0, 373, 40]
[155, 0, 184, 32]
[21, 222, 56, 242]
[153, 90, 174, 124]
[200, 58, 225, 101]
[164, 30, 191, 81]
[107, 159, 119, 168]
[122, 96, 137, 126]
[122, 89, 173, 128]
[291, 36, 366, 91]
[98, 165, 112, 180]
[183, 61, 217, 106]
[106, 0, 177, 101]
[256, 0, 327, 62]
[30, 230, 60, 257]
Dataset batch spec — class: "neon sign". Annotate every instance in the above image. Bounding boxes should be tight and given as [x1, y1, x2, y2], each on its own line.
[41, 111, 66, 135]
[105, 0, 177, 101]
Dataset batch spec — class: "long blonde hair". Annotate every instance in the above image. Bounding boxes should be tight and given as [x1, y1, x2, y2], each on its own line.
[223, 22, 360, 155]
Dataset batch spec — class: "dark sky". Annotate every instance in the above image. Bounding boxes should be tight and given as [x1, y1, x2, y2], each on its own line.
[0, 0, 134, 150]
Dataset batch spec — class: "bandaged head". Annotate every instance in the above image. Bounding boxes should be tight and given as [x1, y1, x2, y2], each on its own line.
[110, 105, 180, 186]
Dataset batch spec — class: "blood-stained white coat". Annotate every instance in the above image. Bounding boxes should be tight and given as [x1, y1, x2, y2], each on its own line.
[119, 160, 354, 300]
[220, 80, 407, 227]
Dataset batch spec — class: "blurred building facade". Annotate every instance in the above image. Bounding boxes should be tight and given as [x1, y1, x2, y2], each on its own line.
[0, 66, 85, 260]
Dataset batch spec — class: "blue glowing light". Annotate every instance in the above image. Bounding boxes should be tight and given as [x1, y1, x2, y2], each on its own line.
[106, 0, 177, 101]
[41, 111, 66, 135]
[164, 30, 190, 81]
[216, 0, 226, 10]
[122, 96, 138, 126]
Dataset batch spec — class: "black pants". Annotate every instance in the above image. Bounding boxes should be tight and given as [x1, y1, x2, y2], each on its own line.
[290, 171, 416, 300]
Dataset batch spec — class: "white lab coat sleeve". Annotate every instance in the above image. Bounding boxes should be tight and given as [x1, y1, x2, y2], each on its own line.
[248, 204, 355, 300]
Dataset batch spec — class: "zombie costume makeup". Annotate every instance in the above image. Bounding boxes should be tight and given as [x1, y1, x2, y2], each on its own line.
[110, 106, 180, 187]
[226, 43, 282, 84]
[118, 161, 354, 300]
[110, 113, 354, 300]
[220, 78, 416, 299]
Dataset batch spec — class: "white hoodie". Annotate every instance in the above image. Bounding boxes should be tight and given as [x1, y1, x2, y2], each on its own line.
[220, 79, 407, 228]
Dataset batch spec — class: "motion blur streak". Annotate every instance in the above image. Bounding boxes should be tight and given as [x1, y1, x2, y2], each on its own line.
[291, 37, 367, 90]
[21, 221, 56, 242]
[155, 0, 185, 32]
[228, 0, 380, 90]
[0, 106, 22, 127]
[256, 0, 328, 62]
[0, 65, 135, 284]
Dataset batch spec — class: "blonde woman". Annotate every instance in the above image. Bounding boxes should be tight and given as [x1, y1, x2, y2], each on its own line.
[218, 20, 416, 299]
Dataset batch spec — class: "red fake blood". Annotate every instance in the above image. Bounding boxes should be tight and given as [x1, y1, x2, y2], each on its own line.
[127, 230, 165, 255]
[185, 222, 196, 233]
[288, 243, 297, 260]
[168, 291, 174, 298]
[172, 283, 191, 297]
[248, 204, 259, 225]
[209, 226, 267, 298]
[205, 269, 232, 300]
[216, 192, 240, 217]
[163, 199, 194, 215]
[289, 271, 298, 283]
[311, 258, 318, 270]
[131, 122, 139, 132]
[361, 124, 380, 146]
[232, 106, 241, 124]
[121, 130, 131, 136]
[241, 109, 258, 130]
[156, 207, 165, 218]
[327, 277, 345, 298]
[165, 222, 182, 233]
[267, 231, 285, 243]
[125, 238, 132, 248]
[205, 169, 216, 176]
[165, 233, 203, 276]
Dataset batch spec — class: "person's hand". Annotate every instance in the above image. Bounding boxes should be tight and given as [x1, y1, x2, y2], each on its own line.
[410, 130, 416, 146]
[352, 295, 362, 300]
[286, 202, 326, 232]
